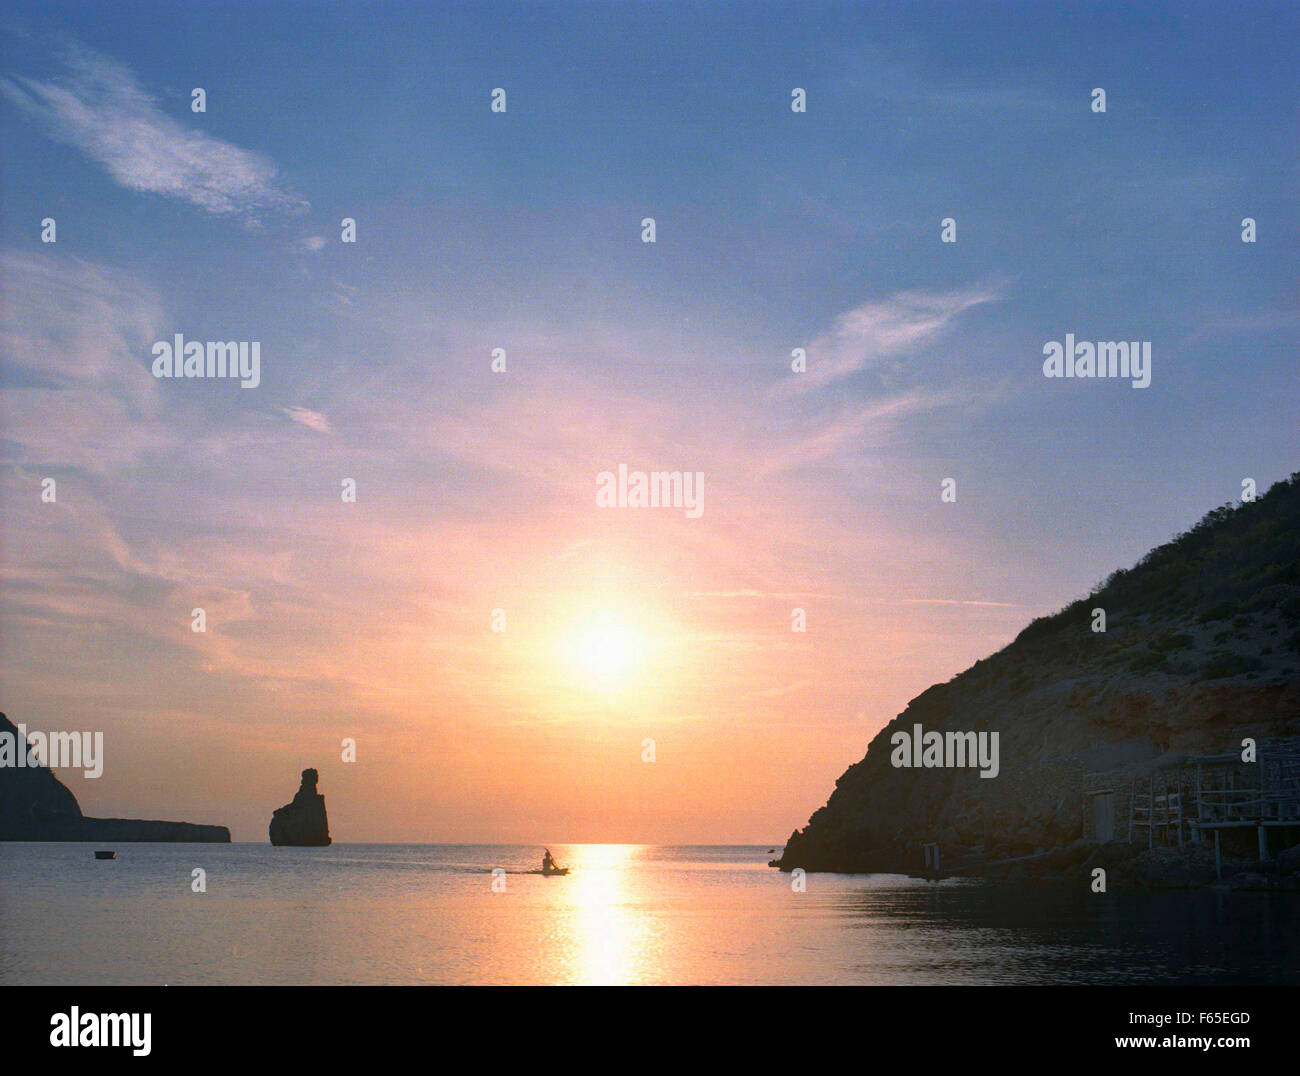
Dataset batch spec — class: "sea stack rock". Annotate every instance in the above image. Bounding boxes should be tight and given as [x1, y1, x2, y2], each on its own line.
[269, 768, 332, 846]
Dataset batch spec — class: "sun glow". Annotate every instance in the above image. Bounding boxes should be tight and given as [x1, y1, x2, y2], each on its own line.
[560, 609, 649, 691]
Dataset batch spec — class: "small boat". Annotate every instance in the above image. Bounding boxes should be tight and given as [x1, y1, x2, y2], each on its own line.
[94, 850, 116, 860]
[538, 847, 568, 876]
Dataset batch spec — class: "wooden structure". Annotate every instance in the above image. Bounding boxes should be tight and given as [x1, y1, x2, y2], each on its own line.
[1086, 738, 1300, 878]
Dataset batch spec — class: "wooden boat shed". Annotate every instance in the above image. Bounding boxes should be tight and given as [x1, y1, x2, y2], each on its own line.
[1084, 738, 1300, 878]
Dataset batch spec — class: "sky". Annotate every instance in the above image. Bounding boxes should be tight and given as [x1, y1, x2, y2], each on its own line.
[1, 1, 1296, 842]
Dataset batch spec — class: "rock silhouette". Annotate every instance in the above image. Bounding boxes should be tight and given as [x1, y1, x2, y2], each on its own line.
[269, 768, 332, 846]
[0, 713, 230, 842]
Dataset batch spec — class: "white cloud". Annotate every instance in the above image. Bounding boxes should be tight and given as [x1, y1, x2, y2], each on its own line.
[1, 45, 308, 220]
[790, 284, 1001, 392]
[0, 251, 161, 401]
[279, 405, 331, 433]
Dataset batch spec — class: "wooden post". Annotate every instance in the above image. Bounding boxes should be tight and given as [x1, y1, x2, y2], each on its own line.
[1128, 777, 1135, 842]
[1150, 774, 1156, 849]
[1258, 825, 1268, 862]
[1177, 770, 1184, 849]
[1214, 830, 1222, 880]
[1194, 761, 1202, 840]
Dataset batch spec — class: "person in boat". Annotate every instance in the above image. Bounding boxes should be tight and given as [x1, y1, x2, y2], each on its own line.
[542, 849, 556, 873]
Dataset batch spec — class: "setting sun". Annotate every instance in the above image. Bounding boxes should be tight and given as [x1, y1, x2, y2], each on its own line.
[561, 610, 649, 691]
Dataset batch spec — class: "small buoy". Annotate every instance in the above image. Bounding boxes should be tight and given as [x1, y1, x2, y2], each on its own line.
[94, 850, 116, 860]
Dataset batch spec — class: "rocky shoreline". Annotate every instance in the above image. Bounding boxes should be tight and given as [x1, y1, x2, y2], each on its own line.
[770, 840, 1300, 891]
[955, 841, 1300, 891]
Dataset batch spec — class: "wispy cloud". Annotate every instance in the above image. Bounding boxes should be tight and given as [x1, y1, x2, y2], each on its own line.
[899, 598, 1023, 608]
[788, 284, 1001, 393]
[756, 389, 956, 475]
[1, 44, 308, 220]
[279, 406, 331, 434]
[0, 251, 161, 403]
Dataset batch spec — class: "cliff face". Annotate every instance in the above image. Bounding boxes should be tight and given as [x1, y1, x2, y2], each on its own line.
[779, 474, 1300, 874]
[0, 713, 83, 834]
[0, 713, 230, 842]
[269, 768, 331, 846]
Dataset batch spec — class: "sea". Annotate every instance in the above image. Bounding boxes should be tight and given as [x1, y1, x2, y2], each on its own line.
[1, 843, 1296, 985]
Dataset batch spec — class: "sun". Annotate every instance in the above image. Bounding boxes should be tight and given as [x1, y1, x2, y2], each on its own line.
[561, 609, 648, 691]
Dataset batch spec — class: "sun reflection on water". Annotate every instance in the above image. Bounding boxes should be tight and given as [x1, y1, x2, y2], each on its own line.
[560, 844, 649, 985]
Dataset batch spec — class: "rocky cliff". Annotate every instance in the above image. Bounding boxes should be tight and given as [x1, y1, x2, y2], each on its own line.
[0, 713, 231, 842]
[269, 768, 332, 846]
[777, 473, 1300, 876]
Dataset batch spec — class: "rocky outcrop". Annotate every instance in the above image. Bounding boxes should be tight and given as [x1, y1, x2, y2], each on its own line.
[0, 713, 230, 842]
[269, 768, 331, 846]
[777, 472, 1300, 878]
[971, 841, 1300, 891]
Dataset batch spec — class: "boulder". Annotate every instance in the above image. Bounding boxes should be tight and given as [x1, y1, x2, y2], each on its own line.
[1277, 843, 1300, 874]
[1128, 844, 1218, 888]
[1227, 871, 1272, 890]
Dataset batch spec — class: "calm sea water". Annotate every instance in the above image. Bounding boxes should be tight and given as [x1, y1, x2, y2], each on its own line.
[1, 843, 1296, 985]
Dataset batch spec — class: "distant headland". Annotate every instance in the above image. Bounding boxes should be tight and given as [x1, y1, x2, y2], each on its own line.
[0, 712, 230, 842]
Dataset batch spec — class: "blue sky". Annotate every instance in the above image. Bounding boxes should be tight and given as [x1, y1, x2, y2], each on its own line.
[1, 2, 1296, 841]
